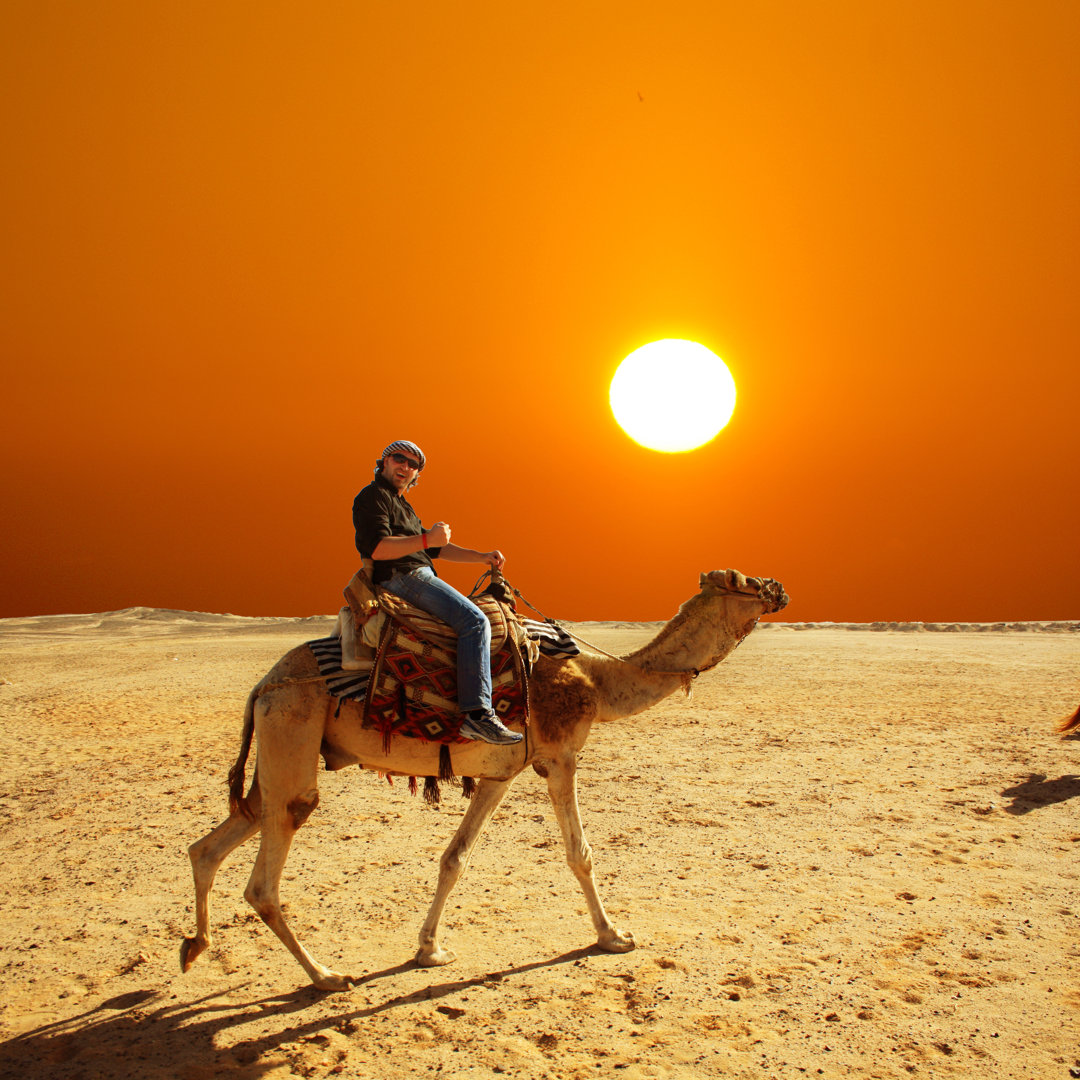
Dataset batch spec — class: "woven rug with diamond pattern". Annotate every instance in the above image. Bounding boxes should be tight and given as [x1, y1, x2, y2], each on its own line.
[362, 591, 529, 751]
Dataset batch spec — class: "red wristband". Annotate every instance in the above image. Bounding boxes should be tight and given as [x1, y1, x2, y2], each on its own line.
[422, 532, 429, 550]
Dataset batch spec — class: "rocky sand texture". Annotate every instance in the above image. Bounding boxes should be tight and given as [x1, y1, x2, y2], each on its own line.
[0, 609, 1077, 1079]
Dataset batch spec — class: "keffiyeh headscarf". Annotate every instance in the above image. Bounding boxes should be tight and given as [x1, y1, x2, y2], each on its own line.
[375, 440, 427, 487]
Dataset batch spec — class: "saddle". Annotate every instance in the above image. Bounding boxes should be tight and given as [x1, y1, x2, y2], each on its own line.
[332, 565, 533, 751]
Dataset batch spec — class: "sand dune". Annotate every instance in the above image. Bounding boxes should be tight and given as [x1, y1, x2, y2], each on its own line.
[0, 609, 1077, 1079]
[13, 608, 1078, 636]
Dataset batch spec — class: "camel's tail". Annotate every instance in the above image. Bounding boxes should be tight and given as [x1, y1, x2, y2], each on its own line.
[227, 685, 260, 820]
[1057, 704, 1080, 736]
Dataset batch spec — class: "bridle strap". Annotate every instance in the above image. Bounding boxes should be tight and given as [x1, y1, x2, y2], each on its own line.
[471, 568, 758, 683]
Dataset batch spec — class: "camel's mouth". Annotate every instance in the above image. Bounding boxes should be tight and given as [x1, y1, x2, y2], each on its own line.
[760, 578, 790, 614]
[741, 575, 789, 613]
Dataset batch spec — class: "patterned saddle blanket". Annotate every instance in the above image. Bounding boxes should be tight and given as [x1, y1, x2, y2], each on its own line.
[308, 594, 578, 749]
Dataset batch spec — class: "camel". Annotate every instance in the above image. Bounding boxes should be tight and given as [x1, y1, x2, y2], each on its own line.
[180, 568, 789, 990]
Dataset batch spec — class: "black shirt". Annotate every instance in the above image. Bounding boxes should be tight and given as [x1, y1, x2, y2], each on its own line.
[352, 473, 443, 584]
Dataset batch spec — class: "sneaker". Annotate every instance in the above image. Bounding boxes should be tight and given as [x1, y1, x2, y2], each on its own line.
[459, 709, 524, 745]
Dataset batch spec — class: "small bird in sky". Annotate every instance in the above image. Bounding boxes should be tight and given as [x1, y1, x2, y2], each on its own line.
[637, 89, 645, 102]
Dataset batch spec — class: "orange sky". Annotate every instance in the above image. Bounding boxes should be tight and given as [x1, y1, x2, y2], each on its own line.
[2, 1, 1078, 622]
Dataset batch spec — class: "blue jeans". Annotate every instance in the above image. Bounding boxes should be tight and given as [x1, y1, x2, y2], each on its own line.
[381, 566, 492, 712]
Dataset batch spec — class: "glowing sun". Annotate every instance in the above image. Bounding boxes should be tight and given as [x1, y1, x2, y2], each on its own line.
[609, 339, 737, 452]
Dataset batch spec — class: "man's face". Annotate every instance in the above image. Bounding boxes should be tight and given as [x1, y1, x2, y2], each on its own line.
[381, 451, 421, 492]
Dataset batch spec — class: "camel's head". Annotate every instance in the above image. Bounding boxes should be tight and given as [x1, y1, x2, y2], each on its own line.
[699, 569, 789, 614]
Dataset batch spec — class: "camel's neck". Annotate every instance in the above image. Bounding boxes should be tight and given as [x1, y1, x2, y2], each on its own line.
[582, 595, 762, 722]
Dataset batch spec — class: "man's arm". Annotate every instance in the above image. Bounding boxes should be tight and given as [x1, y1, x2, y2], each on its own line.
[437, 542, 505, 570]
[370, 535, 426, 559]
[371, 520, 451, 561]
[354, 487, 397, 557]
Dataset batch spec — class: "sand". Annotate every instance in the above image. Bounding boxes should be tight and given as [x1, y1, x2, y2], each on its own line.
[0, 608, 1077, 1080]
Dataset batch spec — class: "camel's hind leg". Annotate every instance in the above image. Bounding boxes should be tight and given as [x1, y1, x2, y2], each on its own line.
[180, 782, 262, 973]
[243, 788, 352, 989]
[415, 777, 513, 967]
[544, 754, 635, 953]
[243, 707, 354, 991]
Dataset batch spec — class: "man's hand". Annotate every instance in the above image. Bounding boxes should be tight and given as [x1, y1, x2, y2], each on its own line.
[427, 521, 452, 547]
[484, 549, 505, 570]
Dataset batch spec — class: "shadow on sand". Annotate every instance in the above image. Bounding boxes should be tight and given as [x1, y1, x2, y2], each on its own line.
[1, 947, 601, 1079]
[1001, 773, 1080, 815]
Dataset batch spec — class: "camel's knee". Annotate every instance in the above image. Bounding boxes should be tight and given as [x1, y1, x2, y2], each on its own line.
[188, 840, 226, 888]
[188, 837, 211, 870]
[567, 840, 594, 877]
[188, 807, 261, 876]
[287, 789, 320, 829]
[439, 839, 469, 878]
[244, 880, 280, 924]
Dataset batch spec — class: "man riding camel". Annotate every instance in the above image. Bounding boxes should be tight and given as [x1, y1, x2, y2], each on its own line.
[351, 439, 523, 745]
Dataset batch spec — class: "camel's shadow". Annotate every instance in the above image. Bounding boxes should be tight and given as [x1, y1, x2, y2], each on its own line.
[1001, 773, 1080, 815]
[0, 947, 600, 1079]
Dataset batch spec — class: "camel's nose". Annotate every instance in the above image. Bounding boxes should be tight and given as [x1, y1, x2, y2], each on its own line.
[767, 581, 790, 613]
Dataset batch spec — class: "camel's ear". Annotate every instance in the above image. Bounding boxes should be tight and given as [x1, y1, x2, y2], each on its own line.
[701, 570, 734, 592]
[709, 569, 742, 591]
[701, 569, 760, 594]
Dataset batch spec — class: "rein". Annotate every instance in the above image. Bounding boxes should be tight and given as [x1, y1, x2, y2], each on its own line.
[469, 568, 751, 694]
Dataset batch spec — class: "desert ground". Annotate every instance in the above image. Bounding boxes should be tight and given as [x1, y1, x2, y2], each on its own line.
[0, 605, 1077, 1080]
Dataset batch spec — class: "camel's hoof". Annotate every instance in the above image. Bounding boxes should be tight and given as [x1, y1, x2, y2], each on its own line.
[311, 970, 355, 993]
[598, 929, 636, 954]
[415, 945, 457, 968]
[179, 936, 205, 973]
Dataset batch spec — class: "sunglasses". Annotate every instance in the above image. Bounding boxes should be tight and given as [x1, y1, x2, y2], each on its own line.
[388, 452, 421, 471]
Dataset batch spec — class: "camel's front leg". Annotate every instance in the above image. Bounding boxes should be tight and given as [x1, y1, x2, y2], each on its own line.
[415, 777, 512, 967]
[544, 755, 635, 953]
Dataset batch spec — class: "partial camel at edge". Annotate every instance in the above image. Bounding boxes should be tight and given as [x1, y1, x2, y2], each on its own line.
[1058, 705, 1080, 736]
[179, 568, 789, 991]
